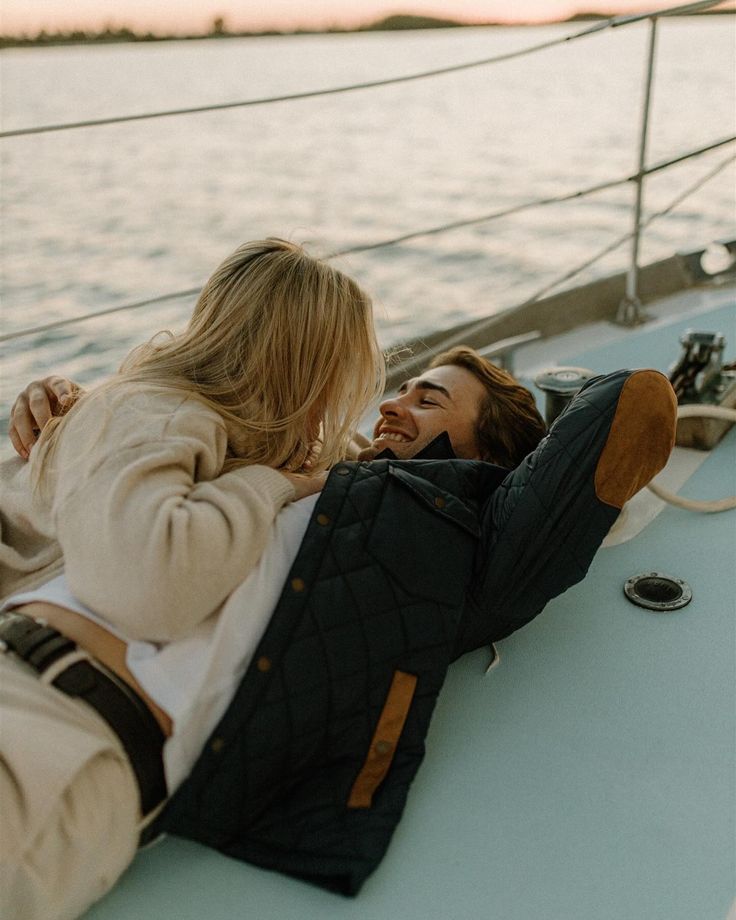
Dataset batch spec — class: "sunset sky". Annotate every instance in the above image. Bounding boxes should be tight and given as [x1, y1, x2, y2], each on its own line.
[3, 1, 729, 36]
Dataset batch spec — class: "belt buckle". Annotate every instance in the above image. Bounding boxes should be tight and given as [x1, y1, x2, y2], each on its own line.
[0, 611, 36, 673]
[0, 636, 45, 680]
[0, 609, 82, 681]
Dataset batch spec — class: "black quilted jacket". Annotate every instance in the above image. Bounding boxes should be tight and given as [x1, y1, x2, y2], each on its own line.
[154, 371, 633, 894]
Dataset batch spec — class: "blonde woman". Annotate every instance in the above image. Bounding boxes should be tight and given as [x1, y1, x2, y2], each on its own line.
[0, 237, 385, 920]
[0, 238, 384, 641]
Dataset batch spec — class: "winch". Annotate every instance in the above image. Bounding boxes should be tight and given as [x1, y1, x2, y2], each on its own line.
[668, 329, 736, 450]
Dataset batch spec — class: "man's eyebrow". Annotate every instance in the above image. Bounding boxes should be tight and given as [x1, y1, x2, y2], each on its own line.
[398, 378, 453, 400]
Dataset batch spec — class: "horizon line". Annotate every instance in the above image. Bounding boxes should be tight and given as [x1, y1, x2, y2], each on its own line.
[1, 7, 733, 41]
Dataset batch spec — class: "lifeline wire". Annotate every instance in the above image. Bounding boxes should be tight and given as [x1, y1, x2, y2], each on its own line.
[2, 134, 731, 346]
[0, 0, 723, 140]
[328, 135, 736, 259]
[523, 149, 736, 304]
[383, 149, 736, 380]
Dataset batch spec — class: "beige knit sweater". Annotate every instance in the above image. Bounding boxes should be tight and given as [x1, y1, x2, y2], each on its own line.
[0, 384, 295, 642]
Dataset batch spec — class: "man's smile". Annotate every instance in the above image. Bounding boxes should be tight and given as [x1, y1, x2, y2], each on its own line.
[374, 428, 413, 444]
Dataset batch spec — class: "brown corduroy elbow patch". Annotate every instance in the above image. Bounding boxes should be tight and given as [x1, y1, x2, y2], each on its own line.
[347, 670, 418, 810]
[595, 370, 677, 509]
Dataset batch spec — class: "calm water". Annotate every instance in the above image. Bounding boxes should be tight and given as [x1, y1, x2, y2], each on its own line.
[1, 20, 735, 437]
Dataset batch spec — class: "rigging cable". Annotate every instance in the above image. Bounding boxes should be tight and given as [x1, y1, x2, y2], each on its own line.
[383, 148, 736, 379]
[1, 134, 732, 345]
[524, 148, 736, 304]
[0, 0, 723, 140]
[328, 135, 735, 259]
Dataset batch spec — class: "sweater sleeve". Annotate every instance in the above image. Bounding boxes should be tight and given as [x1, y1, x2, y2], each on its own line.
[51, 389, 295, 642]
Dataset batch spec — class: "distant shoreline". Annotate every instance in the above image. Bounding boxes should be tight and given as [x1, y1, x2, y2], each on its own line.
[1, 10, 732, 50]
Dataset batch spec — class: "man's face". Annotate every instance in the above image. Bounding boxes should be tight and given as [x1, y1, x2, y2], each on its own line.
[368, 364, 486, 460]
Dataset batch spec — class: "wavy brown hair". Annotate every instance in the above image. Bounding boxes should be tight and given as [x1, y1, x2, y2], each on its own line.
[429, 346, 546, 467]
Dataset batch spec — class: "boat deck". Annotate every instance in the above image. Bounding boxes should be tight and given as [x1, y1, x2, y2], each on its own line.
[86, 290, 736, 920]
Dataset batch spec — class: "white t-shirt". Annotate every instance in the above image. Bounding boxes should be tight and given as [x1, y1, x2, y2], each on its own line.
[3, 494, 319, 792]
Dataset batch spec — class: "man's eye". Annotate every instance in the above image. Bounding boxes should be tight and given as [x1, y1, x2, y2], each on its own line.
[420, 399, 437, 406]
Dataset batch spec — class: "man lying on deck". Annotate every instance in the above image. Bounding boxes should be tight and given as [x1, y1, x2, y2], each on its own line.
[0, 349, 677, 920]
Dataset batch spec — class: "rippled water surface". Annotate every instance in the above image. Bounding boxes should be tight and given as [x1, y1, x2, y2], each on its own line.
[1, 19, 735, 436]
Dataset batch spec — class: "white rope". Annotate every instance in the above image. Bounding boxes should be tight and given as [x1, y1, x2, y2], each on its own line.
[647, 405, 736, 512]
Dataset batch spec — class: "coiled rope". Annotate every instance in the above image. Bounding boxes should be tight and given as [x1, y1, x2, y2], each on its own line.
[647, 406, 736, 512]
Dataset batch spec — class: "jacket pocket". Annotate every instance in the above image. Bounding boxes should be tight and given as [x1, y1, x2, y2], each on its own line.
[387, 466, 480, 537]
[347, 670, 418, 809]
[367, 466, 478, 606]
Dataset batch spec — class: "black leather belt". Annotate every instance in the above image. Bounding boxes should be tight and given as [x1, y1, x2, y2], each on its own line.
[0, 609, 167, 817]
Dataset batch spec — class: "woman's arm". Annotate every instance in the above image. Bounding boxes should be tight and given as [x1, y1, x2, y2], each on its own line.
[48, 387, 308, 643]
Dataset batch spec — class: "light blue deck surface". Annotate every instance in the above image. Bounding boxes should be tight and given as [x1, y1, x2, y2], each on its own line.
[86, 298, 735, 920]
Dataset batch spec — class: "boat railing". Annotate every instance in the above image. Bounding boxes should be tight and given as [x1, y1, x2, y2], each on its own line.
[1, 0, 733, 350]
[476, 332, 543, 374]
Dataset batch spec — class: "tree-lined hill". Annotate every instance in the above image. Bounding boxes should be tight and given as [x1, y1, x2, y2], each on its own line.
[1, 9, 732, 49]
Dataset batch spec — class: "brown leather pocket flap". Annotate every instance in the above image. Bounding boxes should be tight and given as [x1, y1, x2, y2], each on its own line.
[347, 670, 417, 810]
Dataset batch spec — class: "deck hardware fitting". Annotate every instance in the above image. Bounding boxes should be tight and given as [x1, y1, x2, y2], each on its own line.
[623, 572, 692, 611]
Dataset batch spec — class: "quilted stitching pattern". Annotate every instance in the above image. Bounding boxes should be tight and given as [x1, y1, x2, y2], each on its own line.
[459, 372, 628, 653]
[160, 460, 477, 892]
[158, 371, 633, 895]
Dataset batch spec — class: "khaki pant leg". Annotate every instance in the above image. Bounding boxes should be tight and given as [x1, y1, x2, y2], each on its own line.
[0, 655, 141, 920]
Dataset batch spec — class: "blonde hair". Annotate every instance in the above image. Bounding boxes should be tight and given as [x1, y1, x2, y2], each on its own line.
[38, 238, 384, 475]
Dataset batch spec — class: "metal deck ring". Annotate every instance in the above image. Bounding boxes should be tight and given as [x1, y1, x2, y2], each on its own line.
[623, 572, 693, 611]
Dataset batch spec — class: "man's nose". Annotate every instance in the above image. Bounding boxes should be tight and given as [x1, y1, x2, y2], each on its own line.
[379, 395, 406, 418]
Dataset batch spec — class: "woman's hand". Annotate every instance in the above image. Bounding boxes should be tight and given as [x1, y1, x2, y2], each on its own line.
[279, 469, 329, 500]
[301, 437, 323, 471]
[356, 440, 383, 461]
[9, 376, 80, 460]
[345, 431, 371, 460]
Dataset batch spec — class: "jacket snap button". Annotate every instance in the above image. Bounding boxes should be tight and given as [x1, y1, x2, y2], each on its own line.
[375, 740, 392, 755]
[336, 466, 350, 475]
[434, 496, 446, 509]
[291, 577, 306, 593]
[316, 514, 330, 526]
[256, 656, 272, 672]
[211, 737, 225, 753]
